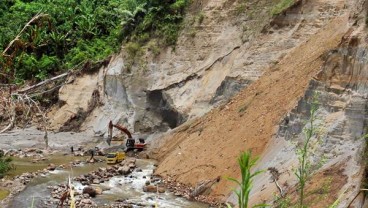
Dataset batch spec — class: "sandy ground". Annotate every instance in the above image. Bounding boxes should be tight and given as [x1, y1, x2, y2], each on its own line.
[0, 127, 102, 151]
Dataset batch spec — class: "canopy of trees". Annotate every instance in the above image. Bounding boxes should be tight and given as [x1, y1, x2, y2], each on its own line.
[0, 0, 189, 84]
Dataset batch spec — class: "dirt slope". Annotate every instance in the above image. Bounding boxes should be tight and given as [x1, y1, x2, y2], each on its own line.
[152, 12, 350, 201]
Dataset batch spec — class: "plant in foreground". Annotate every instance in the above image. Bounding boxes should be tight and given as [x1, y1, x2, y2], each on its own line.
[227, 151, 265, 208]
[295, 95, 319, 207]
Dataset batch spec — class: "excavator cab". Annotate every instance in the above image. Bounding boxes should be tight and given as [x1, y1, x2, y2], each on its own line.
[126, 138, 135, 150]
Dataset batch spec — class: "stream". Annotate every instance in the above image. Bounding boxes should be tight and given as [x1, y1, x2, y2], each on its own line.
[8, 157, 208, 208]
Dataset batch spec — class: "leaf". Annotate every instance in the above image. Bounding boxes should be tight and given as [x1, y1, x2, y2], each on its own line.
[227, 177, 242, 186]
[253, 204, 270, 208]
[226, 203, 233, 208]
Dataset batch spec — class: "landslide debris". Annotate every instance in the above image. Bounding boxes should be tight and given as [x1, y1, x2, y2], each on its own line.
[151, 2, 351, 203]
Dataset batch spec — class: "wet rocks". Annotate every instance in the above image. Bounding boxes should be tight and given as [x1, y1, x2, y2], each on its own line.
[47, 186, 98, 207]
[48, 158, 137, 206]
[80, 198, 93, 205]
[14, 172, 36, 185]
[163, 176, 220, 206]
[117, 166, 131, 175]
[142, 185, 166, 193]
[74, 158, 136, 186]
[47, 163, 56, 171]
[94, 187, 103, 195]
[92, 179, 100, 184]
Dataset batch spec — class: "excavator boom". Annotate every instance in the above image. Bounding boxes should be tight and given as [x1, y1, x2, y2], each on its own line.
[112, 124, 132, 138]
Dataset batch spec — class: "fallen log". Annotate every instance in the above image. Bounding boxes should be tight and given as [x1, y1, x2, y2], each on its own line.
[17, 72, 69, 94]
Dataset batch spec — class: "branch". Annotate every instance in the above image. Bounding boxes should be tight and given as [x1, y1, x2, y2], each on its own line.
[0, 100, 15, 134]
[347, 189, 368, 207]
[2, 13, 50, 56]
[0, 115, 14, 134]
[17, 72, 69, 94]
[273, 179, 284, 198]
[21, 94, 49, 149]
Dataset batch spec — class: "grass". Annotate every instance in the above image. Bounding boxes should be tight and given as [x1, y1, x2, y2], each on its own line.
[271, 0, 295, 16]
[197, 12, 205, 24]
[235, 3, 248, 16]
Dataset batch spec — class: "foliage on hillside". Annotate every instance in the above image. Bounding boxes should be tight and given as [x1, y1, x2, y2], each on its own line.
[0, 0, 189, 84]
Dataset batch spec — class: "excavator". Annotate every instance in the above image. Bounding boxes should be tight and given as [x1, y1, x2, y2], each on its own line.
[107, 121, 146, 152]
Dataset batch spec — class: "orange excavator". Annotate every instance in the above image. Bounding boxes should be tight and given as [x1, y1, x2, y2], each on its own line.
[107, 121, 146, 152]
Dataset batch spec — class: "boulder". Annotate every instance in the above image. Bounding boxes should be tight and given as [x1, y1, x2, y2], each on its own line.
[94, 186, 103, 195]
[118, 166, 131, 175]
[143, 185, 165, 193]
[47, 163, 56, 171]
[98, 167, 106, 172]
[82, 186, 96, 197]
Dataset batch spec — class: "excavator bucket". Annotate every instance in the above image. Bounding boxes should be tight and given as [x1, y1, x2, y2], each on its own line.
[107, 135, 112, 146]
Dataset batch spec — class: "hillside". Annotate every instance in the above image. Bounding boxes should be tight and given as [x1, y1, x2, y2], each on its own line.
[152, 7, 350, 203]
[1, 0, 368, 207]
[150, 0, 368, 207]
[46, 0, 368, 206]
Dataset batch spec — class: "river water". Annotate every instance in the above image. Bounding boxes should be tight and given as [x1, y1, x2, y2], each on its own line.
[8, 158, 208, 208]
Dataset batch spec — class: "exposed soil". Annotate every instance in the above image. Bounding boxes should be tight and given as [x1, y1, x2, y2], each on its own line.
[283, 162, 348, 208]
[151, 13, 350, 202]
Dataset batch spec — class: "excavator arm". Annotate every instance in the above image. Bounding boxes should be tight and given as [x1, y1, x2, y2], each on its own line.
[107, 121, 134, 147]
[108, 121, 132, 138]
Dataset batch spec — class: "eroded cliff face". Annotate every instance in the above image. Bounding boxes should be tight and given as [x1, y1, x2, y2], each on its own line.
[48, 0, 368, 206]
[152, 0, 368, 206]
[51, 0, 351, 135]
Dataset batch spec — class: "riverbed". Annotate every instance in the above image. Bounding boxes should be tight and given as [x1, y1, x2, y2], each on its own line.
[7, 156, 208, 208]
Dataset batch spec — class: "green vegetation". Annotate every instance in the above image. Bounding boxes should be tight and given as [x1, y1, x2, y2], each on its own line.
[274, 195, 292, 208]
[0, 0, 190, 84]
[227, 151, 265, 208]
[0, 151, 13, 178]
[271, 0, 295, 16]
[295, 95, 319, 207]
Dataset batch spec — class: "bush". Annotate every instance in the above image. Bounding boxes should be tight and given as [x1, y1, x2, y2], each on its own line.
[120, 0, 190, 47]
[0, 1, 155, 83]
[0, 0, 190, 83]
